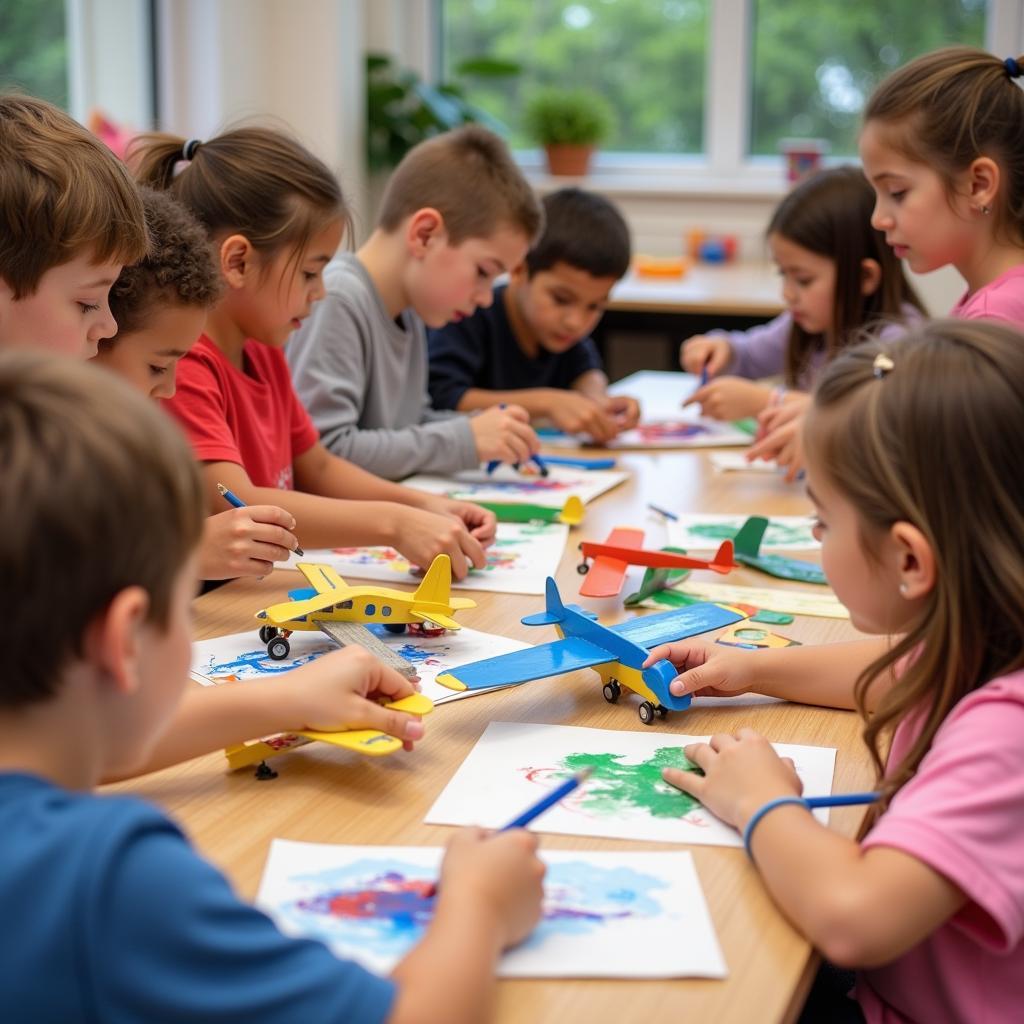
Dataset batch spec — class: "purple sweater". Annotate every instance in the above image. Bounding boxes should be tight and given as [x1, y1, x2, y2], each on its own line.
[711, 303, 924, 389]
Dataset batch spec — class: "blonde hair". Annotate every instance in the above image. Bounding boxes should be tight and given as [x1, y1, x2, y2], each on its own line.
[805, 320, 1024, 821]
[378, 125, 543, 244]
[0, 93, 148, 298]
[0, 352, 204, 707]
[864, 46, 1024, 244]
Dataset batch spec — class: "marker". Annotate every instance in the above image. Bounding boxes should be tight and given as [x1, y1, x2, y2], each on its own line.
[647, 502, 679, 521]
[485, 404, 549, 477]
[539, 454, 617, 471]
[500, 766, 593, 830]
[699, 359, 710, 388]
[216, 483, 304, 557]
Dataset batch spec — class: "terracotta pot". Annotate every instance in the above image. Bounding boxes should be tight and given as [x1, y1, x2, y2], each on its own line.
[543, 143, 594, 176]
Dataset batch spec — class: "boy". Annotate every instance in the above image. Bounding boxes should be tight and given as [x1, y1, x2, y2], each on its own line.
[0, 93, 147, 355]
[288, 125, 544, 480]
[0, 351, 545, 1022]
[428, 187, 641, 445]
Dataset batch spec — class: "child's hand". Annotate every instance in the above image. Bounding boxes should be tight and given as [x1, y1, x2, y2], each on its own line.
[436, 828, 545, 949]
[391, 505, 487, 581]
[747, 413, 805, 482]
[755, 391, 810, 441]
[662, 729, 803, 830]
[470, 404, 540, 465]
[547, 391, 619, 443]
[422, 495, 497, 548]
[644, 641, 757, 698]
[601, 393, 641, 431]
[680, 335, 732, 376]
[684, 377, 772, 420]
[198, 506, 299, 579]
[282, 646, 425, 749]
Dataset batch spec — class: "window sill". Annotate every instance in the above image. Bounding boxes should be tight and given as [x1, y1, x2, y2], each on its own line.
[523, 167, 789, 201]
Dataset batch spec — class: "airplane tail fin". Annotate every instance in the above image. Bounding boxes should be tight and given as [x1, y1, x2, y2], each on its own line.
[710, 539, 737, 574]
[558, 495, 585, 527]
[731, 516, 769, 557]
[411, 554, 452, 604]
[522, 577, 568, 627]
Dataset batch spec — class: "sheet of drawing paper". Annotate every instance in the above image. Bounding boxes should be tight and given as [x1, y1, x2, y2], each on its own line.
[667, 514, 820, 551]
[607, 369, 700, 421]
[286, 521, 568, 595]
[425, 721, 835, 847]
[190, 625, 529, 705]
[640, 579, 849, 619]
[402, 465, 627, 507]
[709, 452, 779, 473]
[257, 840, 727, 978]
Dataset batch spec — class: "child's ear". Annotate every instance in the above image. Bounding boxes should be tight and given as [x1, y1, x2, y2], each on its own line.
[889, 521, 935, 602]
[219, 234, 254, 289]
[407, 208, 446, 258]
[860, 258, 882, 297]
[82, 586, 150, 697]
[509, 261, 530, 285]
[966, 156, 1000, 213]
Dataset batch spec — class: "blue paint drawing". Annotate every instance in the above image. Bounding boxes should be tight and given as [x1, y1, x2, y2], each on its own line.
[200, 641, 334, 680]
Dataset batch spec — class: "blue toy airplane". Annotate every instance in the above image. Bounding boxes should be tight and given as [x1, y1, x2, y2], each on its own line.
[436, 577, 745, 724]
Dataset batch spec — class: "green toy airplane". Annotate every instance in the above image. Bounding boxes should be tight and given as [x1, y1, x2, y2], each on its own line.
[472, 494, 584, 527]
[733, 516, 827, 585]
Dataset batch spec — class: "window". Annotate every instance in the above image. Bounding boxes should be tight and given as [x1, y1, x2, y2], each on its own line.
[0, 0, 69, 107]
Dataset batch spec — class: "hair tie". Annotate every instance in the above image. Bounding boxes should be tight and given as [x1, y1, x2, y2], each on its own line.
[1004, 57, 1021, 80]
[182, 138, 202, 161]
[873, 353, 895, 379]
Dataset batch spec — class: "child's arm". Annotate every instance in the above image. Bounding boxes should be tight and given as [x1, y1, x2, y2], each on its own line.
[680, 313, 794, 381]
[105, 647, 425, 780]
[458, 386, 623, 443]
[198, 506, 299, 579]
[644, 637, 897, 710]
[684, 377, 775, 421]
[388, 829, 545, 1024]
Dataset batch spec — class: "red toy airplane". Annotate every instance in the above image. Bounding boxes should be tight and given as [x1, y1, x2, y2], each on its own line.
[577, 528, 736, 598]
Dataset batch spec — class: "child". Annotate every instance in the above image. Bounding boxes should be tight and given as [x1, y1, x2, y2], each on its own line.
[429, 186, 641, 445]
[681, 167, 924, 423]
[287, 125, 543, 480]
[752, 46, 1024, 475]
[97, 186, 301, 581]
[0, 351, 545, 1022]
[648, 320, 1024, 1022]
[0, 93, 147, 356]
[132, 127, 496, 581]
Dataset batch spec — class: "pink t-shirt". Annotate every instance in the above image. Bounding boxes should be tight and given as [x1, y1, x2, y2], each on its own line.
[854, 670, 1024, 1023]
[949, 264, 1024, 328]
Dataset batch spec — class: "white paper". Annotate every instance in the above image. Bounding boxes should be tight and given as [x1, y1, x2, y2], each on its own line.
[668, 513, 820, 551]
[257, 840, 727, 978]
[426, 721, 836, 848]
[709, 451, 779, 473]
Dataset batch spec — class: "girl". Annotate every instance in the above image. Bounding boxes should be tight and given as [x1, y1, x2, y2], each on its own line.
[131, 128, 496, 581]
[97, 186, 300, 581]
[681, 167, 923, 423]
[649, 320, 1024, 1022]
[752, 45, 1024, 475]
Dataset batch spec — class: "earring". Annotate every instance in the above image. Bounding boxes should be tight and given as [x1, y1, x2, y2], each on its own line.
[978, 204, 992, 215]
[899, 582, 909, 595]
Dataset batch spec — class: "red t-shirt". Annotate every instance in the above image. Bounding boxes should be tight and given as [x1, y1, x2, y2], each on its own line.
[163, 335, 319, 489]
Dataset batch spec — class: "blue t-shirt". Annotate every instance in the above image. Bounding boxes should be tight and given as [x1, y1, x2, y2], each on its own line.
[427, 284, 603, 410]
[0, 772, 395, 1023]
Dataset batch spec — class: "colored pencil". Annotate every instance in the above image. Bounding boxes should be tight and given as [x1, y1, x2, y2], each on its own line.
[500, 766, 593, 830]
[216, 482, 304, 557]
[647, 502, 679, 521]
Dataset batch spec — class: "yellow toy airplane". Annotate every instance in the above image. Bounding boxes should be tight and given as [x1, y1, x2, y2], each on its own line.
[255, 554, 476, 678]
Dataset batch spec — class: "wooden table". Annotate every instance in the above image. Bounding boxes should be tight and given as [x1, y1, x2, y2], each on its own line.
[108, 448, 870, 1024]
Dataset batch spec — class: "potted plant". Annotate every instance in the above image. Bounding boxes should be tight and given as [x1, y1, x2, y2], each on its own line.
[524, 88, 614, 176]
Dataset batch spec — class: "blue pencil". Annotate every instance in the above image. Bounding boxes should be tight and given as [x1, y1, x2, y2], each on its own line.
[501, 767, 593, 830]
[647, 502, 679, 521]
[802, 791, 880, 809]
[540, 454, 617, 470]
[217, 482, 304, 557]
[699, 359, 710, 388]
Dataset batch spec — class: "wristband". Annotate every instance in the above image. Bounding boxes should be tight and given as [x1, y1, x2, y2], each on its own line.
[742, 796, 808, 858]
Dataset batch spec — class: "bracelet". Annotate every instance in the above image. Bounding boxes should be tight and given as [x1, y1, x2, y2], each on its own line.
[742, 796, 808, 859]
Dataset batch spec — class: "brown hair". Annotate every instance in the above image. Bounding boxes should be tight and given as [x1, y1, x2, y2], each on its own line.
[864, 46, 1024, 244]
[105, 187, 220, 341]
[377, 125, 543, 245]
[0, 93, 148, 299]
[805, 320, 1024, 824]
[767, 166, 924, 388]
[0, 351, 204, 708]
[129, 126, 348, 279]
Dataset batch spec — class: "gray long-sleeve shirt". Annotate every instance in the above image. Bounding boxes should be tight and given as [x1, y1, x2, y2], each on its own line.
[287, 253, 478, 480]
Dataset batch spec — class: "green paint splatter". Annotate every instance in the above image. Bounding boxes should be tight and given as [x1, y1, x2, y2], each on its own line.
[689, 521, 814, 547]
[556, 747, 703, 818]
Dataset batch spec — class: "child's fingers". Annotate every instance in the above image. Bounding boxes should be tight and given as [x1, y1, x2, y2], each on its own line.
[662, 765, 705, 798]
[682, 384, 709, 408]
[708, 348, 730, 375]
[457, 529, 487, 571]
[247, 539, 295, 564]
[355, 702, 425, 742]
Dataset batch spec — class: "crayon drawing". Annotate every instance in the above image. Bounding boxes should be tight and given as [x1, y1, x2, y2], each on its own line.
[668, 514, 820, 551]
[288, 522, 568, 595]
[604, 416, 752, 449]
[258, 841, 727, 978]
[402, 466, 627, 508]
[190, 625, 529, 705]
[426, 721, 836, 847]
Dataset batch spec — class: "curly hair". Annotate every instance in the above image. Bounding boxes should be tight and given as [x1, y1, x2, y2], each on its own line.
[106, 186, 220, 341]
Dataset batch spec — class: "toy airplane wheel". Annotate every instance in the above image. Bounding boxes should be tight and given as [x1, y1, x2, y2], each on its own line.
[638, 700, 657, 725]
[602, 680, 621, 703]
[267, 637, 291, 660]
[577, 561, 590, 575]
[258, 625, 278, 644]
[383, 623, 407, 634]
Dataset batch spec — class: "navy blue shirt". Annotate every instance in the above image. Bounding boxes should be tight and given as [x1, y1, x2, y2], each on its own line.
[0, 772, 395, 1023]
[427, 284, 603, 410]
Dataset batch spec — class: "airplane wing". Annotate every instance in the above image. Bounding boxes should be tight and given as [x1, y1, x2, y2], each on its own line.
[437, 635, 616, 691]
[263, 590, 339, 623]
[611, 602, 746, 650]
[296, 562, 348, 593]
[579, 527, 645, 598]
[300, 694, 434, 756]
[409, 608, 463, 630]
